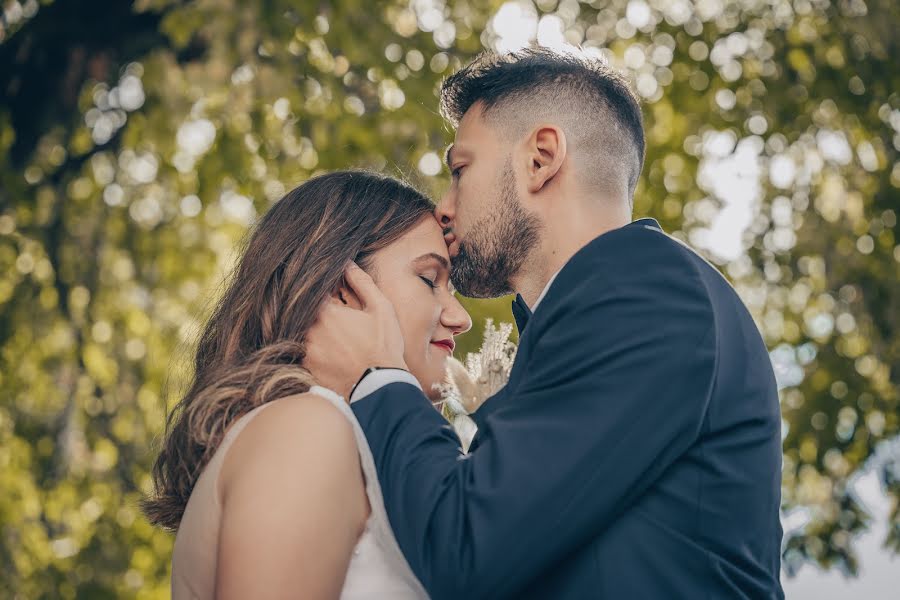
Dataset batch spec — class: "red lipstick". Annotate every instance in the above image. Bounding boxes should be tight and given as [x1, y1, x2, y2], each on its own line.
[431, 339, 455, 354]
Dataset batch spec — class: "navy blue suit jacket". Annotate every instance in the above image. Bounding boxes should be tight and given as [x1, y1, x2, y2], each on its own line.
[352, 218, 784, 599]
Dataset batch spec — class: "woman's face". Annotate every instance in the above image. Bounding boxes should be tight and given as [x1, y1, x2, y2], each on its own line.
[368, 217, 472, 400]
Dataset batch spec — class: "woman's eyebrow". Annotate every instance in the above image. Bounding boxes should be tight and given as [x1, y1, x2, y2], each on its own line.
[412, 252, 449, 270]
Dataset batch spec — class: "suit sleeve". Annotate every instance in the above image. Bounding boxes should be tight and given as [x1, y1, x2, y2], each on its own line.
[351, 265, 717, 599]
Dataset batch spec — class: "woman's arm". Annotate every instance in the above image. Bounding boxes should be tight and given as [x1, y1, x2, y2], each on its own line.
[215, 393, 368, 599]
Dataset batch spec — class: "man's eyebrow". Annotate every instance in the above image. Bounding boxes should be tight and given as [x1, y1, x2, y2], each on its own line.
[413, 252, 450, 270]
[444, 144, 454, 170]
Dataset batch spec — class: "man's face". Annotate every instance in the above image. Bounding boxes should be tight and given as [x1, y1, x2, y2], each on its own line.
[435, 103, 542, 298]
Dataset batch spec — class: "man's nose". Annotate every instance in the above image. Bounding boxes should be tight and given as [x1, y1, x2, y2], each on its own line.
[434, 192, 454, 230]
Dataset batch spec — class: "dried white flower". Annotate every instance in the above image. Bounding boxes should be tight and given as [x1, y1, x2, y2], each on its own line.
[435, 319, 517, 451]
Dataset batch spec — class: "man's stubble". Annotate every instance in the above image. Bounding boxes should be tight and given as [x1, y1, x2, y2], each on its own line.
[450, 159, 542, 299]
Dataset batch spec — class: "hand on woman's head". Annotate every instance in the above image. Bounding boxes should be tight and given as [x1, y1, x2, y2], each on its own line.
[305, 262, 408, 399]
[307, 217, 472, 401]
[365, 217, 472, 399]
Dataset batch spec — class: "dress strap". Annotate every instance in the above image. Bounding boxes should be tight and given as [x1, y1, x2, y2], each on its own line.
[307, 385, 428, 596]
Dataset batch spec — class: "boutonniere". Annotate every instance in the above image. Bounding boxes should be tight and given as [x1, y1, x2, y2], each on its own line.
[436, 320, 517, 451]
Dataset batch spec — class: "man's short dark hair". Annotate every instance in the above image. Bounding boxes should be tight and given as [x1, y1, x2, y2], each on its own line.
[439, 47, 645, 201]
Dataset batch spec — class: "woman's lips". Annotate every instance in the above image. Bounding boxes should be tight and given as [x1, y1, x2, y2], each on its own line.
[431, 340, 455, 353]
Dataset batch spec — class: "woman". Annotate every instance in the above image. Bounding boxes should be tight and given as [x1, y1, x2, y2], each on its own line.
[143, 171, 471, 598]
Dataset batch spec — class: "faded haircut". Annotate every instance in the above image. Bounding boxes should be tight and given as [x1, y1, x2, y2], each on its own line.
[440, 47, 645, 201]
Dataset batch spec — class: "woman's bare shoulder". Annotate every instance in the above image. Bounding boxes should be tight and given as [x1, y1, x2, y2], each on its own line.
[213, 392, 369, 597]
[218, 392, 361, 500]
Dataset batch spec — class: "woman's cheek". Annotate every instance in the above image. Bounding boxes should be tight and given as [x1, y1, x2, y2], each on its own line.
[403, 298, 431, 365]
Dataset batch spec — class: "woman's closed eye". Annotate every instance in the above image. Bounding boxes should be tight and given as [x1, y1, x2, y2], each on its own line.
[419, 275, 437, 290]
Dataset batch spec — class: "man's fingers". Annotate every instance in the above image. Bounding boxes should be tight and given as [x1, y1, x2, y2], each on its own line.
[343, 262, 387, 313]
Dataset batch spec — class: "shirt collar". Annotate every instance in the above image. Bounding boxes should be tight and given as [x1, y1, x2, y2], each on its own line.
[529, 269, 561, 313]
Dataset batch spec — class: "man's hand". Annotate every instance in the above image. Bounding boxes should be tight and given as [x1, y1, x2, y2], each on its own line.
[304, 263, 408, 400]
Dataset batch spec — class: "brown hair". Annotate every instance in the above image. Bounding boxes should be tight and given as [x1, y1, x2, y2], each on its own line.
[142, 171, 433, 530]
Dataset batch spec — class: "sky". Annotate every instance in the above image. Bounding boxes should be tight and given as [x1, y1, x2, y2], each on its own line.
[782, 469, 900, 599]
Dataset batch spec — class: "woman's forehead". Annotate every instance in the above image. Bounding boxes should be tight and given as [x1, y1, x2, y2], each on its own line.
[383, 218, 449, 261]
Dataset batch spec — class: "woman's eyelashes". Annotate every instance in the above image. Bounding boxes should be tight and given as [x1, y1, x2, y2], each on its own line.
[451, 165, 464, 180]
[419, 275, 437, 290]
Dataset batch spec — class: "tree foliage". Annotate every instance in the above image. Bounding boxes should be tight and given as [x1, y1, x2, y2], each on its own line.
[0, 0, 897, 596]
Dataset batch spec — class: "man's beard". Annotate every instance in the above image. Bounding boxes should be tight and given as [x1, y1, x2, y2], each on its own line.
[450, 162, 542, 299]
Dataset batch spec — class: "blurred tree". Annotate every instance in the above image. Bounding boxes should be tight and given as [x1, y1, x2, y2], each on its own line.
[0, 0, 897, 596]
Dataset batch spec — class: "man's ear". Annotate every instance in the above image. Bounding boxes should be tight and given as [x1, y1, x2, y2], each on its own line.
[524, 124, 566, 194]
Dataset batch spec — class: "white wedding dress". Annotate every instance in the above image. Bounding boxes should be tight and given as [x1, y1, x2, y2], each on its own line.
[171, 385, 429, 599]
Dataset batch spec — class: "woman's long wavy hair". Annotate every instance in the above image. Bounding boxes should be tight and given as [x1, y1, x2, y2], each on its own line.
[142, 171, 434, 531]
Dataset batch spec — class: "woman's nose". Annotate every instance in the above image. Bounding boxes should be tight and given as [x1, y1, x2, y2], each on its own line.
[443, 295, 472, 335]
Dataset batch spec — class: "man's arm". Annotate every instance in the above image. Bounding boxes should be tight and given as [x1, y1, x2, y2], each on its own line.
[352, 271, 716, 599]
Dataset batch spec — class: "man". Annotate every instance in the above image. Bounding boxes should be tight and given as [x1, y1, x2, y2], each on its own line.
[306, 48, 784, 599]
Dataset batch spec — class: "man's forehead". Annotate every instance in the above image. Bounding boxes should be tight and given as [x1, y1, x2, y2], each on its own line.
[458, 102, 490, 132]
[445, 105, 492, 166]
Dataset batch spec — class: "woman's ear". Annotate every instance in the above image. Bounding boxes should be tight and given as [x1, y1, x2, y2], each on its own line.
[332, 279, 363, 309]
